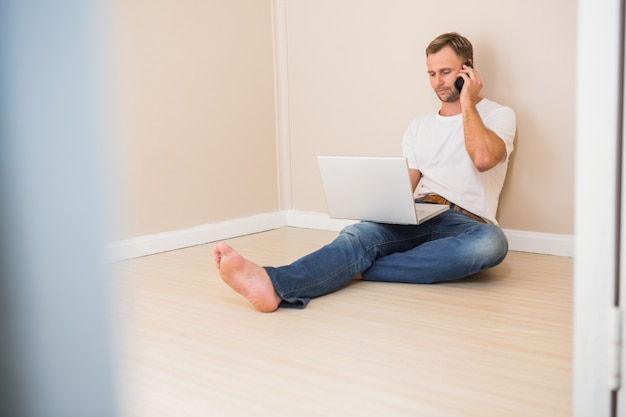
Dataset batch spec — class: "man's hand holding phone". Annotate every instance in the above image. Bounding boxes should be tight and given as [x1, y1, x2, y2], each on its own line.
[454, 61, 473, 93]
[455, 60, 483, 106]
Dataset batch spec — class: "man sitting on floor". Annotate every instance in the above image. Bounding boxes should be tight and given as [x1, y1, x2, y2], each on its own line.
[213, 32, 516, 312]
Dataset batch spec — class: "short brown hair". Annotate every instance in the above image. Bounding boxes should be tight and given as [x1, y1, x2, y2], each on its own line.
[426, 32, 473, 62]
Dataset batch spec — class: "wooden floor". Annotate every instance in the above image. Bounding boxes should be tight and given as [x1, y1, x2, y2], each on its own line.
[113, 227, 573, 417]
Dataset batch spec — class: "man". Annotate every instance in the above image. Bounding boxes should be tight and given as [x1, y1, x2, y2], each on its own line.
[213, 32, 516, 312]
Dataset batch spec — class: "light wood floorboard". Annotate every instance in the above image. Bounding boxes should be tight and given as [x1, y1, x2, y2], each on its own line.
[113, 227, 572, 417]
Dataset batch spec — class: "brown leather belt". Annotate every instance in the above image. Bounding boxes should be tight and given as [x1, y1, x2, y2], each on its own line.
[417, 194, 487, 224]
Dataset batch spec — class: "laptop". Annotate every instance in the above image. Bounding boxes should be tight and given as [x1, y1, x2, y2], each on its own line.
[317, 156, 449, 225]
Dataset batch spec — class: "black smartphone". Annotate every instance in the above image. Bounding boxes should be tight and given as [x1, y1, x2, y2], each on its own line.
[454, 61, 473, 93]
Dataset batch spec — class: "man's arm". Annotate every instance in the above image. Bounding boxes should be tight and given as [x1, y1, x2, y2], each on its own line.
[458, 65, 507, 172]
[462, 104, 507, 172]
[409, 168, 422, 192]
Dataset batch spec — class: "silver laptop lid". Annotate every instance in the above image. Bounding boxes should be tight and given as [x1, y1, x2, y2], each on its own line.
[317, 156, 421, 224]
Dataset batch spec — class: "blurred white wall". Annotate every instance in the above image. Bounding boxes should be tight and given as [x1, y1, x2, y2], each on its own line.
[0, 1, 117, 416]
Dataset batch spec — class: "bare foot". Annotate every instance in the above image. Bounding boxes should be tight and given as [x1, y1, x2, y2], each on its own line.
[213, 243, 281, 312]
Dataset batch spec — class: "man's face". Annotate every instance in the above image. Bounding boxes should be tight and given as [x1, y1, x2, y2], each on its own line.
[426, 45, 464, 103]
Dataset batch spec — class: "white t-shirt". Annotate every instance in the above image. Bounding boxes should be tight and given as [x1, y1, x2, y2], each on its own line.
[402, 98, 516, 224]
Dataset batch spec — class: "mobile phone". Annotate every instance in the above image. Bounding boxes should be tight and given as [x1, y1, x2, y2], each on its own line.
[454, 61, 473, 93]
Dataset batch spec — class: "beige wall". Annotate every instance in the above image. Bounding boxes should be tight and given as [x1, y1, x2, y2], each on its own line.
[112, 0, 576, 241]
[113, 0, 278, 240]
[286, 0, 576, 234]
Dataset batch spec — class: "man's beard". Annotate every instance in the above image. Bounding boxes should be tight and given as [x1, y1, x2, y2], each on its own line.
[437, 87, 460, 103]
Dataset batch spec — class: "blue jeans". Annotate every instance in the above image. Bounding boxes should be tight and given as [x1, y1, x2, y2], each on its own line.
[265, 209, 508, 308]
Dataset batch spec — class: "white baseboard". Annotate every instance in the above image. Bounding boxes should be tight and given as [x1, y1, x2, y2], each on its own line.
[106, 212, 286, 262]
[107, 210, 574, 262]
[284, 210, 358, 231]
[502, 228, 574, 258]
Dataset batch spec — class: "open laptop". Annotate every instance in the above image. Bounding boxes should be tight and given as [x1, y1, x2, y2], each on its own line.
[317, 156, 449, 225]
